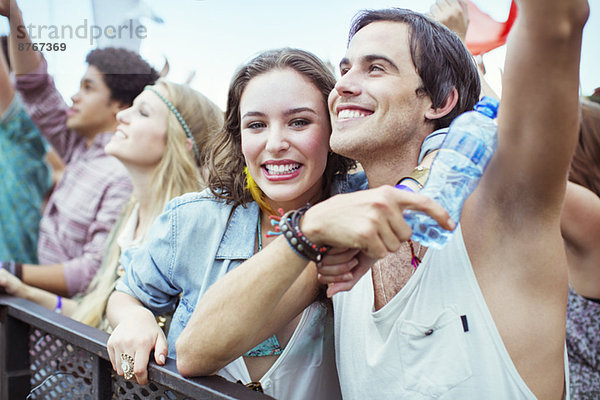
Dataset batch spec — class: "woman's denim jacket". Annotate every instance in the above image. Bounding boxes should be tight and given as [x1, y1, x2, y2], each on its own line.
[115, 172, 367, 357]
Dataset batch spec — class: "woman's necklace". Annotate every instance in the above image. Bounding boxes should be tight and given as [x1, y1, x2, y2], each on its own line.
[257, 214, 262, 251]
[244, 213, 283, 358]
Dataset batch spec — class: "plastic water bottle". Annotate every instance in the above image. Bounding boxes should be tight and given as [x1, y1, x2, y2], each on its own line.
[402, 96, 500, 248]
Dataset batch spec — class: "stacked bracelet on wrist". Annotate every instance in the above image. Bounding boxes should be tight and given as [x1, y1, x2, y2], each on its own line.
[279, 204, 330, 263]
[0, 261, 23, 280]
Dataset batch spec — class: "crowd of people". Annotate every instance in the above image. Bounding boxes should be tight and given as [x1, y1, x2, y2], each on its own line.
[0, 0, 596, 398]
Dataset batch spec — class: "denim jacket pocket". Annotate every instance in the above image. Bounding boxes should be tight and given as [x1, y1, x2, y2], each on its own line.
[397, 307, 472, 397]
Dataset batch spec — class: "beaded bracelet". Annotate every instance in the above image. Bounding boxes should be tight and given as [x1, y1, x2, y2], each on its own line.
[279, 205, 330, 262]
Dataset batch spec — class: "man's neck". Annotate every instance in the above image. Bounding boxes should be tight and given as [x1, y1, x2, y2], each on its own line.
[79, 123, 117, 148]
[362, 155, 418, 188]
[360, 130, 433, 188]
[84, 133, 100, 148]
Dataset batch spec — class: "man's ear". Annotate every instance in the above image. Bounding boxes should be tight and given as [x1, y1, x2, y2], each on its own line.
[110, 100, 128, 116]
[424, 87, 459, 120]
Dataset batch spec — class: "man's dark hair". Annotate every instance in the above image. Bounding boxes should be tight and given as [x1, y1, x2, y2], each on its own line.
[86, 47, 159, 106]
[349, 8, 481, 130]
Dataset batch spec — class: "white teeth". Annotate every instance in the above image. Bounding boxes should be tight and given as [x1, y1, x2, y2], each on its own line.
[338, 109, 368, 120]
[265, 163, 300, 175]
[115, 130, 127, 138]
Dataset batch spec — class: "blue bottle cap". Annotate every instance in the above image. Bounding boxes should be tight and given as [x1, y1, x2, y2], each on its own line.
[474, 96, 500, 119]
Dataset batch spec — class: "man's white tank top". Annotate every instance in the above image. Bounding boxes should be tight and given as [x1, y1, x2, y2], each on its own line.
[332, 226, 569, 399]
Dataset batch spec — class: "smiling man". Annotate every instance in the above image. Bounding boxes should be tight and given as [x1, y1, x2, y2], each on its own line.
[1, 1, 158, 297]
[306, 3, 587, 398]
[176, 0, 589, 398]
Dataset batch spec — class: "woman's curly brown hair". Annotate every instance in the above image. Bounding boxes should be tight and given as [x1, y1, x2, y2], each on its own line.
[203, 48, 355, 208]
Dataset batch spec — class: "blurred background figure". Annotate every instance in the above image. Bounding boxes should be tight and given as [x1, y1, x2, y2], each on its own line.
[562, 96, 600, 399]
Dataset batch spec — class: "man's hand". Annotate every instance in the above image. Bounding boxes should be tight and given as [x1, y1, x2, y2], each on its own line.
[298, 186, 454, 296]
[0, 0, 16, 19]
[431, 0, 470, 42]
[302, 186, 453, 260]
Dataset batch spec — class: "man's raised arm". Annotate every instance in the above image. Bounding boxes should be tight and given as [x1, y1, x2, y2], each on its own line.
[475, 0, 589, 214]
[0, 0, 42, 75]
[461, 1, 588, 397]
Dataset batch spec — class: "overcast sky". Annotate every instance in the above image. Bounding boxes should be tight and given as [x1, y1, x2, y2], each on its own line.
[2, 0, 598, 109]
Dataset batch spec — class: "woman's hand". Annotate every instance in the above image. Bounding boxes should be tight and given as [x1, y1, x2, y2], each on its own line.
[106, 292, 168, 385]
[0, 268, 27, 297]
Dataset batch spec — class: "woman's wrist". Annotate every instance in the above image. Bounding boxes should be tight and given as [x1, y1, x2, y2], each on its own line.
[279, 205, 330, 262]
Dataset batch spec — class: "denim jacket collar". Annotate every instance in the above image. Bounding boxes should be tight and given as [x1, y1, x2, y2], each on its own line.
[215, 201, 259, 260]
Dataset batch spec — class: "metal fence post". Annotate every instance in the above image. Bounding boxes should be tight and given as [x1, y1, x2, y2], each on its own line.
[0, 305, 31, 400]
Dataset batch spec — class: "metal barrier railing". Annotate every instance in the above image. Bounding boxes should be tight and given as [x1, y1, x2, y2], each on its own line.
[0, 295, 271, 400]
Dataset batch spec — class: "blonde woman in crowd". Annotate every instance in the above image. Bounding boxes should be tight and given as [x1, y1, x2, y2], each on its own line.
[0, 79, 223, 330]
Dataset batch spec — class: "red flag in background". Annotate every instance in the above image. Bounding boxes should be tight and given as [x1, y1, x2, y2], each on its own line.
[465, 0, 518, 55]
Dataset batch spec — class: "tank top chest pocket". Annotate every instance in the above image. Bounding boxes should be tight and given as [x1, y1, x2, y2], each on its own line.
[396, 306, 472, 397]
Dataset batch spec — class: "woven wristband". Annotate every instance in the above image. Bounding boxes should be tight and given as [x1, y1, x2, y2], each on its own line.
[54, 296, 63, 314]
[279, 205, 330, 262]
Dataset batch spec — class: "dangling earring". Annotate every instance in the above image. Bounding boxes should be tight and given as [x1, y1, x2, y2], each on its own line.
[244, 167, 276, 215]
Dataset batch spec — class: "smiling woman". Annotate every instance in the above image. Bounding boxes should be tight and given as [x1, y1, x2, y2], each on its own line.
[106, 86, 170, 169]
[240, 68, 331, 210]
[104, 48, 356, 399]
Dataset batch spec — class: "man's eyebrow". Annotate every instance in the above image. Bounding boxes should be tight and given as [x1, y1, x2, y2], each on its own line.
[362, 54, 400, 72]
[339, 54, 400, 72]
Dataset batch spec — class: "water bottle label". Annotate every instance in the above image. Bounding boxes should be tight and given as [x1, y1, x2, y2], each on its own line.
[454, 134, 486, 164]
[470, 141, 486, 164]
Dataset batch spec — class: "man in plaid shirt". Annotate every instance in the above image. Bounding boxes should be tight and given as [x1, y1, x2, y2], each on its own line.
[1, 2, 159, 297]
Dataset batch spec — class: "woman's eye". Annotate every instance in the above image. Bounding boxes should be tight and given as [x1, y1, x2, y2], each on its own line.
[290, 119, 310, 128]
[247, 121, 266, 129]
[139, 109, 149, 117]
